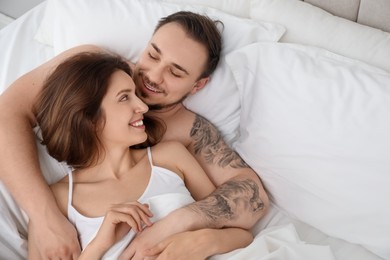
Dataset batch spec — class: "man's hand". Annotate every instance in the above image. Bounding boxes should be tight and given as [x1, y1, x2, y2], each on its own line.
[118, 223, 165, 260]
[28, 214, 80, 259]
[144, 228, 252, 260]
[119, 212, 184, 260]
[144, 230, 210, 260]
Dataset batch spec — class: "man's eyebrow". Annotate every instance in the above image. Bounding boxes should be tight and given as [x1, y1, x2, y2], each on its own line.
[151, 43, 162, 54]
[151, 43, 189, 75]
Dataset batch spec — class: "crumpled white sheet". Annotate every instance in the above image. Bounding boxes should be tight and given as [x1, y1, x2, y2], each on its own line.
[212, 223, 336, 260]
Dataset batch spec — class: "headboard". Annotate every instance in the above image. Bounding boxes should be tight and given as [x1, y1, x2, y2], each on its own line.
[304, 0, 390, 32]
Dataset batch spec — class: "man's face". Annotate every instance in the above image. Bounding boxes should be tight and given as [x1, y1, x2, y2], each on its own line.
[134, 22, 209, 110]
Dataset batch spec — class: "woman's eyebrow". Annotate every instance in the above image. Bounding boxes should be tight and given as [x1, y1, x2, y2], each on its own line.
[116, 89, 132, 96]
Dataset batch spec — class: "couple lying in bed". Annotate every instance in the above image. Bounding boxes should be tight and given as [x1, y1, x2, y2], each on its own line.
[0, 11, 269, 259]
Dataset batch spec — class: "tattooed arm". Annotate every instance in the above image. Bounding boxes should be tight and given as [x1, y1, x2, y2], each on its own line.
[186, 114, 269, 229]
[118, 113, 267, 259]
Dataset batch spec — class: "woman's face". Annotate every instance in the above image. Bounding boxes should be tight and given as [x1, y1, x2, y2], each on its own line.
[99, 70, 149, 148]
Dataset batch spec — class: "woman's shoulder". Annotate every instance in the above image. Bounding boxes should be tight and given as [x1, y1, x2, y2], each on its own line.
[151, 141, 190, 166]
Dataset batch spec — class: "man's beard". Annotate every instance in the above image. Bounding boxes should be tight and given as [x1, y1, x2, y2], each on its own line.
[136, 85, 190, 111]
[134, 70, 191, 111]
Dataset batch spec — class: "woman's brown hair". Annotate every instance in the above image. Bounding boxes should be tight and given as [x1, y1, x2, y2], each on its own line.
[34, 52, 164, 169]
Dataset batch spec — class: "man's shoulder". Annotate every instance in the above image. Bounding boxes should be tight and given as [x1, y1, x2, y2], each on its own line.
[150, 141, 189, 170]
[175, 107, 216, 129]
[153, 140, 186, 152]
[176, 106, 198, 121]
[161, 107, 198, 145]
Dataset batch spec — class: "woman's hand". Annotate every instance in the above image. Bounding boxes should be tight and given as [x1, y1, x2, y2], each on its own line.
[80, 201, 153, 259]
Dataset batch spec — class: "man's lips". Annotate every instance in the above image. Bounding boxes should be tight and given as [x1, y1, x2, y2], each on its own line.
[142, 77, 163, 93]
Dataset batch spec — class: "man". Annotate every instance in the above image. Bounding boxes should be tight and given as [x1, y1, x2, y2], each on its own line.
[0, 11, 268, 259]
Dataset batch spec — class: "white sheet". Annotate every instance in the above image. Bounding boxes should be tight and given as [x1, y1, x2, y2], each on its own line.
[214, 223, 335, 260]
[0, 2, 385, 260]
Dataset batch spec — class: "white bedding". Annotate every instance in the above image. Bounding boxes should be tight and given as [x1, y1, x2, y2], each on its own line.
[0, 1, 388, 260]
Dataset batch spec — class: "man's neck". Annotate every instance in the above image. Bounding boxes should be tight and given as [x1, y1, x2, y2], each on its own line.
[147, 102, 185, 120]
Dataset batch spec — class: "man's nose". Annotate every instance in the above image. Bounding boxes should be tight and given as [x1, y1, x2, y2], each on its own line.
[147, 65, 164, 85]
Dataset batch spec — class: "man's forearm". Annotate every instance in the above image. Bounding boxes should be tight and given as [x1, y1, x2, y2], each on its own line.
[185, 172, 268, 230]
[0, 106, 56, 218]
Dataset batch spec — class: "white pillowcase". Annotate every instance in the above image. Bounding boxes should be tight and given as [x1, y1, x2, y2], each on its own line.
[226, 42, 390, 259]
[34, 0, 285, 142]
[250, 0, 390, 73]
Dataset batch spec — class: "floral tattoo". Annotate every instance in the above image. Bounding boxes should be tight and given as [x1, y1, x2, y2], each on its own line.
[190, 115, 248, 168]
[189, 179, 265, 226]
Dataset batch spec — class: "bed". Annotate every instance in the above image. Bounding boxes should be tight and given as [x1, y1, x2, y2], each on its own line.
[0, 0, 389, 259]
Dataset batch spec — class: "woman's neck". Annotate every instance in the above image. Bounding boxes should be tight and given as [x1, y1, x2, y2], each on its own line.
[79, 147, 137, 181]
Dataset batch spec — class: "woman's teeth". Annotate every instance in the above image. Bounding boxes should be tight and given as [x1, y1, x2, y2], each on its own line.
[130, 120, 144, 127]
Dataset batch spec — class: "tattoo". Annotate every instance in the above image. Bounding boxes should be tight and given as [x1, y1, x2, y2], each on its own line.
[190, 115, 248, 168]
[189, 179, 265, 227]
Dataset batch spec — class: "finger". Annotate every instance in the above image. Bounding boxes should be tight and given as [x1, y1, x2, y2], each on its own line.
[110, 205, 152, 230]
[119, 247, 135, 260]
[119, 213, 141, 233]
[134, 205, 153, 228]
[111, 202, 153, 217]
[72, 251, 81, 260]
[107, 211, 140, 232]
[131, 202, 153, 217]
[143, 240, 169, 256]
[122, 208, 143, 232]
[139, 211, 153, 228]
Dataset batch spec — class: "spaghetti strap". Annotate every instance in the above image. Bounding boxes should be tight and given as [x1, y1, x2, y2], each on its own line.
[68, 170, 73, 206]
[147, 147, 153, 167]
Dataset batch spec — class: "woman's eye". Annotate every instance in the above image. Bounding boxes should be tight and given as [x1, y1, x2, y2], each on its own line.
[120, 95, 129, 101]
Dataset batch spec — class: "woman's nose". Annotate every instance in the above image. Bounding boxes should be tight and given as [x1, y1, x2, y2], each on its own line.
[135, 97, 149, 114]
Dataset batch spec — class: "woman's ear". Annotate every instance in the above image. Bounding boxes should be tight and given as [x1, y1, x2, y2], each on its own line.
[190, 77, 209, 94]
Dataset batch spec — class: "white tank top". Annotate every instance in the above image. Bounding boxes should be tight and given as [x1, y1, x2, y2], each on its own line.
[67, 147, 195, 259]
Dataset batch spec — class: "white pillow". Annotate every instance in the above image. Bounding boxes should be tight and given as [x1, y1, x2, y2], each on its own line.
[35, 0, 285, 143]
[226, 42, 390, 259]
[250, 0, 390, 73]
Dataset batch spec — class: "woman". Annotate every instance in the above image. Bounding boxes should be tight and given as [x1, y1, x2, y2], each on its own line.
[31, 51, 252, 259]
